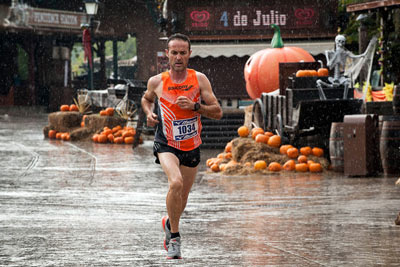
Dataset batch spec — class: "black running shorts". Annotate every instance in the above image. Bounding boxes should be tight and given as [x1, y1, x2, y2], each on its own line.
[153, 141, 201, 168]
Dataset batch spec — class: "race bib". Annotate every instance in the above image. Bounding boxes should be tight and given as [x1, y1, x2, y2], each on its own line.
[172, 117, 199, 141]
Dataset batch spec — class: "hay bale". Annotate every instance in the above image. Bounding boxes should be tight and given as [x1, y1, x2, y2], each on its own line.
[70, 127, 93, 141]
[43, 125, 51, 138]
[48, 111, 82, 132]
[85, 114, 127, 133]
[231, 137, 280, 163]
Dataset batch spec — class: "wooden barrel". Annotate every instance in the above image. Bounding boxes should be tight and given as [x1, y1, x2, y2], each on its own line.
[393, 85, 400, 115]
[380, 117, 400, 175]
[329, 122, 345, 172]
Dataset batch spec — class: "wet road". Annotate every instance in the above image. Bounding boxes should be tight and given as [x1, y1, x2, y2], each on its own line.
[1, 110, 400, 266]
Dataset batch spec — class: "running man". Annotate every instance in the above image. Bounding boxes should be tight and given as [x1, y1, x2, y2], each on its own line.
[141, 33, 223, 259]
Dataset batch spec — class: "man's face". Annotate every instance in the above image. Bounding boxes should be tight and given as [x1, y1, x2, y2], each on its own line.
[166, 39, 191, 72]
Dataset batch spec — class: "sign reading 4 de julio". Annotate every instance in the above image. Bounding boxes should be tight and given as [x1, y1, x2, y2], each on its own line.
[185, 6, 324, 32]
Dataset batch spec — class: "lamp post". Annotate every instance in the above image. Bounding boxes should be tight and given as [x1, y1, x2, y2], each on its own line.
[83, 0, 99, 90]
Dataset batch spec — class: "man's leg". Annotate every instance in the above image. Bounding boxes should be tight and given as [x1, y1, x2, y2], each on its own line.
[179, 165, 197, 214]
[158, 152, 183, 233]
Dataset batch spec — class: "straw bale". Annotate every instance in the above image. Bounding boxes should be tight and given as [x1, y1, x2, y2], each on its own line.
[85, 114, 127, 133]
[43, 125, 51, 138]
[216, 136, 330, 175]
[48, 111, 82, 132]
[70, 127, 93, 141]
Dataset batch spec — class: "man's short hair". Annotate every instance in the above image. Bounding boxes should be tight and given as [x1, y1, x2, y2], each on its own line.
[166, 33, 191, 51]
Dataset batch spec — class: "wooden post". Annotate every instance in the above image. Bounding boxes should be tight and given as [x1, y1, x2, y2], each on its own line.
[113, 40, 118, 80]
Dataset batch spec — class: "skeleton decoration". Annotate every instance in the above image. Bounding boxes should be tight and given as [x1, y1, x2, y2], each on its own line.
[316, 34, 367, 100]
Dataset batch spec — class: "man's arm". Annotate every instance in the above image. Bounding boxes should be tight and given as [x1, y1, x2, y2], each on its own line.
[141, 76, 160, 127]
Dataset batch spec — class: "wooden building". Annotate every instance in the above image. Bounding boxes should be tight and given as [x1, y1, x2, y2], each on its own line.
[0, 0, 164, 110]
[160, 0, 339, 106]
[346, 0, 400, 84]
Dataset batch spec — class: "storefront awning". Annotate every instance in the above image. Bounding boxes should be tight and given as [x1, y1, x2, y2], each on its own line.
[190, 41, 334, 58]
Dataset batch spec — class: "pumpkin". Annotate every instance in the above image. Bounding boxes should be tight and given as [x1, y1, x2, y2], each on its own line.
[254, 160, 267, 170]
[309, 163, 323, 172]
[279, 144, 293, 155]
[295, 163, 309, 172]
[60, 105, 70, 112]
[297, 155, 308, 163]
[251, 128, 265, 139]
[287, 147, 299, 159]
[69, 104, 79, 112]
[300, 146, 312, 156]
[244, 24, 315, 99]
[224, 152, 232, 159]
[255, 134, 269, 144]
[106, 107, 114, 116]
[268, 162, 281, 172]
[48, 130, 57, 139]
[225, 142, 232, 153]
[317, 68, 329, 77]
[283, 160, 296, 171]
[312, 147, 324, 157]
[237, 126, 250, 137]
[267, 135, 281, 148]
[211, 163, 220, 172]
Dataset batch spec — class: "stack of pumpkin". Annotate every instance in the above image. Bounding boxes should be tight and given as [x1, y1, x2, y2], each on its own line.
[206, 125, 329, 175]
[91, 125, 142, 145]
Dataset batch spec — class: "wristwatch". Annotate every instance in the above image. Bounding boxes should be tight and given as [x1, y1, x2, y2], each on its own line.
[193, 102, 200, 111]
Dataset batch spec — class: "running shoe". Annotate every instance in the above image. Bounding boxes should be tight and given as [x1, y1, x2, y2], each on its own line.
[167, 237, 182, 259]
[161, 215, 171, 251]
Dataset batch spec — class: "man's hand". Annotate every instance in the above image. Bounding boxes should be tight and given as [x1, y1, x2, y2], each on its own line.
[175, 96, 194, 110]
[146, 112, 159, 127]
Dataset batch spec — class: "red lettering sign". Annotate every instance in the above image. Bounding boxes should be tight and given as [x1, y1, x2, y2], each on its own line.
[190, 10, 210, 28]
[294, 8, 315, 25]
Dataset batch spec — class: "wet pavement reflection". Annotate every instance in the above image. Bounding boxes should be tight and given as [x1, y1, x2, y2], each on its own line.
[1, 111, 400, 266]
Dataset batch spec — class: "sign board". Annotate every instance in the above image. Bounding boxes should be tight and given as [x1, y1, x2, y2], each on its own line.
[177, 0, 337, 39]
[27, 8, 87, 29]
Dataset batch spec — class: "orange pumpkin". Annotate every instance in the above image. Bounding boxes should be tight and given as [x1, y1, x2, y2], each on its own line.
[211, 163, 220, 172]
[254, 160, 267, 170]
[295, 163, 309, 172]
[287, 147, 299, 159]
[255, 134, 269, 144]
[312, 147, 324, 157]
[309, 163, 323, 172]
[60, 105, 70, 112]
[296, 70, 308, 77]
[251, 127, 264, 139]
[268, 162, 281, 172]
[237, 126, 250, 137]
[225, 142, 232, 153]
[114, 137, 124, 144]
[283, 160, 296, 171]
[300, 146, 312, 156]
[267, 135, 281, 148]
[279, 144, 293, 155]
[99, 110, 108, 116]
[244, 24, 315, 99]
[105, 107, 114, 116]
[297, 155, 308, 163]
[317, 68, 329, 77]
[124, 136, 134, 144]
[48, 130, 57, 139]
[98, 134, 108, 143]
[69, 104, 79, 112]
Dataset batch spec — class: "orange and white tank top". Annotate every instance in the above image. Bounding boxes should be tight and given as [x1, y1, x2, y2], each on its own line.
[154, 69, 202, 151]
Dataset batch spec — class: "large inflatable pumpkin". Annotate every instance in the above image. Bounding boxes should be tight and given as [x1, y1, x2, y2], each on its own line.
[244, 24, 315, 99]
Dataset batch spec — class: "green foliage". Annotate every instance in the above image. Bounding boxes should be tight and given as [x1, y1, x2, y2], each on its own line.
[17, 45, 29, 80]
[71, 36, 137, 78]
